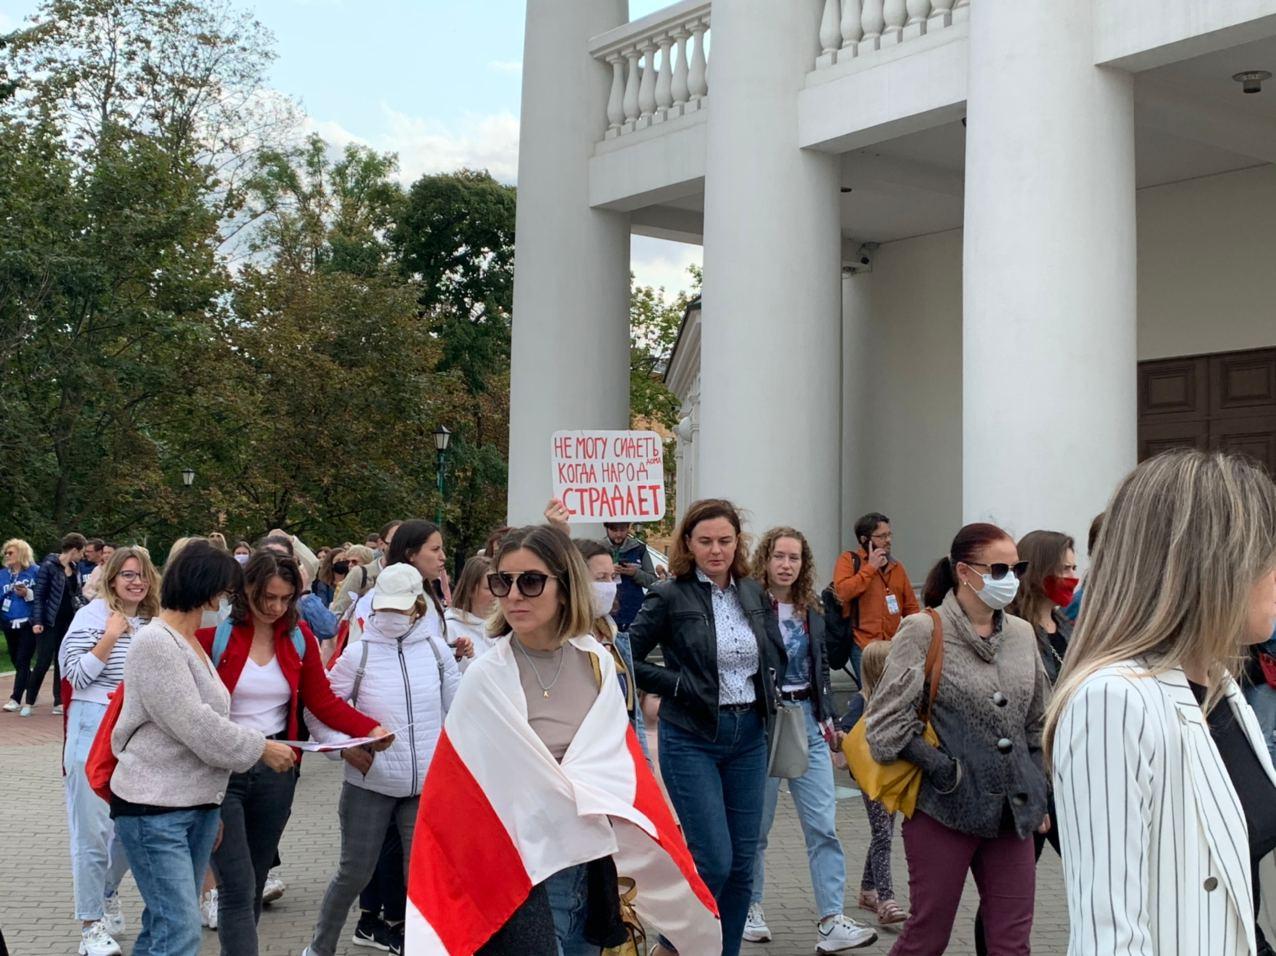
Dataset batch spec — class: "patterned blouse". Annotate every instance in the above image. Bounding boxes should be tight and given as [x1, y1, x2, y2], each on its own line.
[696, 569, 759, 705]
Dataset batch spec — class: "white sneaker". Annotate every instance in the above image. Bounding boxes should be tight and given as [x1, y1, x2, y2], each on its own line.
[3, 699, 19, 712]
[52, 703, 64, 716]
[102, 892, 125, 936]
[263, 871, 286, 904]
[78, 921, 122, 956]
[200, 888, 218, 930]
[19, 704, 32, 717]
[816, 914, 878, 952]
[743, 902, 772, 943]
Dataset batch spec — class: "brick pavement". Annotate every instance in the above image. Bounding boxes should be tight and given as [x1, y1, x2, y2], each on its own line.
[0, 675, 1070, 955]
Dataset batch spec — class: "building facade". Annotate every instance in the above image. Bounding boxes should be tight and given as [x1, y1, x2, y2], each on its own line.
[508, 0, 1276, 575]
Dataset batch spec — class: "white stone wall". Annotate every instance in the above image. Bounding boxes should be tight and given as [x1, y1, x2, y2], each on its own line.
[842, 164, 1276, 578]
[1138, 164, 1276, 361]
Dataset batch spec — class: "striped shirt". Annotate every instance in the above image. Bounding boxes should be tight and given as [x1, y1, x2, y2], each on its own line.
[1053, 662, 1276, 955]
[59, 599, 147, 705]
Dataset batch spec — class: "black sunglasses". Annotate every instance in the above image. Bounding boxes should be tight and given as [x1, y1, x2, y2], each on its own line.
[487, 571, 553, 598]
[963, 560, 1029, 581]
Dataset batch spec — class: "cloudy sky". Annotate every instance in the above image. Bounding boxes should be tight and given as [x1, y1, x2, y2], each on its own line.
[0, 0, 702, 298]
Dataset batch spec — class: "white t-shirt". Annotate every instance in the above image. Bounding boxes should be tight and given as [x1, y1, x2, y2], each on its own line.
[229, 655, 290, 735]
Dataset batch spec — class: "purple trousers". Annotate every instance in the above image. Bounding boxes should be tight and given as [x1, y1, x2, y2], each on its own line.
[889, 810, 1036, 956]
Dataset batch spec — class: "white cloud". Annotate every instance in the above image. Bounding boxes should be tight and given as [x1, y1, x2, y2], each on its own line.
[488, 59, 522, 74]
[632, 236, 702, 299]
[302, 106, 519, 185]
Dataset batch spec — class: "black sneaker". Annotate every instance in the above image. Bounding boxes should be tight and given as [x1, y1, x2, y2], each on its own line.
[352, 915, 390, 951]
[386, 923, 404, 956]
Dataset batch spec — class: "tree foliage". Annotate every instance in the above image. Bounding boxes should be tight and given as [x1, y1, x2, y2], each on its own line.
[0, 0, 700, 560]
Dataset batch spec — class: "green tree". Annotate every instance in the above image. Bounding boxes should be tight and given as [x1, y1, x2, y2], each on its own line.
[394, 169, 517, 559]
[0, 0, 280, 548]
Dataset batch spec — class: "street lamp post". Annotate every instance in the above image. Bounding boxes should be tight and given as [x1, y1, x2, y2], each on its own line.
[181, 467, 195, 488]
[433, 426, 452, 528]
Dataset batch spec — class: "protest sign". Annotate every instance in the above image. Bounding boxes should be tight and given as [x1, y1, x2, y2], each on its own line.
[551, 429, 666, 523]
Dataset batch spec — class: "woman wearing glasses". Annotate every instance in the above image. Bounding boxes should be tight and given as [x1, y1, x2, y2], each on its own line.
[60, 546, 161, 956]
[865, 522, 1050, 955]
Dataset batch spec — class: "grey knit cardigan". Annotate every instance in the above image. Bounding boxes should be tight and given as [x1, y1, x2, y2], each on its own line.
[110, 621, 266, 808]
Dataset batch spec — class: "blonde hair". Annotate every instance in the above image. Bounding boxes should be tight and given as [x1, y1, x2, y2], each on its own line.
[102, 546, 162, 619]
[2, 538, 35, 569]
[1044, 450, 1276, 763]
[488, 525, 596, 645]
[859, 640, 893, 700]
[343, 545, 375, 566]
[165, 536, 199, 569]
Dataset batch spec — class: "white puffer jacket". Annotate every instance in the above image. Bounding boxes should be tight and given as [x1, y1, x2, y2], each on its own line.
[306, 606, 460, 798]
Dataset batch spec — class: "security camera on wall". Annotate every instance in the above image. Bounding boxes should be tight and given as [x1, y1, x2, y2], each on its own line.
[844, 242, 879, 275]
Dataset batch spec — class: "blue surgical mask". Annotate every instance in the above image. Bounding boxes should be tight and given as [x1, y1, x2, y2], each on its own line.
[973, 573, 1019, 610]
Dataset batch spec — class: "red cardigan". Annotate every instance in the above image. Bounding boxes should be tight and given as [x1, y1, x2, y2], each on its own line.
[195, 619, 378, 758]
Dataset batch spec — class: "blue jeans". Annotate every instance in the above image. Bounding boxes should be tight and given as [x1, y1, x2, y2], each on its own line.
[848, 642, 863, 686]
[658, 708, 768, 956]
[751, 699, 846, 918]
[64, 699, 130, 921]
[115, 807, 220, 956]
[1245, 682, 1276, 765]
[545, 863, 598, 956]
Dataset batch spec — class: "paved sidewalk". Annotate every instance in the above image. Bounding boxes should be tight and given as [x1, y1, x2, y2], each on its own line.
[0, 678, 1069, 954]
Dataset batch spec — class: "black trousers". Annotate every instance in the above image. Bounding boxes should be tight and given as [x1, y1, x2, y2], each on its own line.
[3, 623, 35, 703]
[211, 759, 299, 956]
[359, 819, 406, 923]
[25, 622, 66, 706]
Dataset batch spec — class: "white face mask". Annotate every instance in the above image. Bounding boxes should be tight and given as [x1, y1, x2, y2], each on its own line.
[590, 581, 618, 619]
[972, 572, 1019, 610]
[234, 553, 249, 565]
[373, 611, 415, 639]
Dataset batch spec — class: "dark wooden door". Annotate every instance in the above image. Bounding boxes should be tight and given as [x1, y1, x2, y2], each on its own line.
[1138, 347, 1276, 475]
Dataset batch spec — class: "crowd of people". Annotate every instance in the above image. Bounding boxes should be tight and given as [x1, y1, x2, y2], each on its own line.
[5, 447, 1276, 955]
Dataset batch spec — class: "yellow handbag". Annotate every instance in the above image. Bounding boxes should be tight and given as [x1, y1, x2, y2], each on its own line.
[600, 877, 646, 956]
[842, 608, 945, 818]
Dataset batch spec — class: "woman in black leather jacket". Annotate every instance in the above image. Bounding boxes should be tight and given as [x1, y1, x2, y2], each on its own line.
[629, 499, 785, 956]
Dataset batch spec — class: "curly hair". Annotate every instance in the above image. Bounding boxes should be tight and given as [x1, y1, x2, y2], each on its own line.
[751, 527, 818, 613]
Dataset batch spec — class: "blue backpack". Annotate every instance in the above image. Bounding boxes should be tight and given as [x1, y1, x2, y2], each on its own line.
[210, 619, 306, 667]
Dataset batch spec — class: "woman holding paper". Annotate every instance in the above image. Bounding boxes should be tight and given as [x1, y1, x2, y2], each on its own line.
[196, 550, 388, 956]
[302, 562, 462, 956]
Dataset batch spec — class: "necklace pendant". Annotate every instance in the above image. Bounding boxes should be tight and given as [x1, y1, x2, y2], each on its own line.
[543, 690, 550, 699]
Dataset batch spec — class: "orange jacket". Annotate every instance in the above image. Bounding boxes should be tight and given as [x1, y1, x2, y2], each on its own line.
[832, 548, 920, 648]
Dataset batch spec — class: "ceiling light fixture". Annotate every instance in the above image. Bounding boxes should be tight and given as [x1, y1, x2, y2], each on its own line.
[1233, 70, 1272, 94]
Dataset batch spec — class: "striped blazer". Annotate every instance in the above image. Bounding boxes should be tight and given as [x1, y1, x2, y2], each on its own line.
[1053, 662, 1276, 955]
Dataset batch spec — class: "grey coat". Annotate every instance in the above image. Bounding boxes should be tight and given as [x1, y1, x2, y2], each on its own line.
[865, 592, 1049, 838]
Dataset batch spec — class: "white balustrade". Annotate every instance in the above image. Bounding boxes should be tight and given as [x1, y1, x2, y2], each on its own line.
[840, 0, 863, 61]
[883, 0, 906, 45]
[812, 0, 968, 71]
[589, 0, 711, 141]
[590, 0, 966, 138]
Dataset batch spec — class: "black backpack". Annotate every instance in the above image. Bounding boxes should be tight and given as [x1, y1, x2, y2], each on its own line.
[821, 551, 861, 677]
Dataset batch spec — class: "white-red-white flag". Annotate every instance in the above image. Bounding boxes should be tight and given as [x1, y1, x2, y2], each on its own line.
[406, 635, 720, 954]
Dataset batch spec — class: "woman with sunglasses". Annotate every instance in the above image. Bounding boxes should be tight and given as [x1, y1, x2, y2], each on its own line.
[628, 499, 787, 956]
[406, 525, 719, 955]
[865, 522, 1050, 955]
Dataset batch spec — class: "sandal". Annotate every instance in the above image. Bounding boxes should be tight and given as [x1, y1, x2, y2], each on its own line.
[877, 899, 908, 926]
[856, 889, 879, 915]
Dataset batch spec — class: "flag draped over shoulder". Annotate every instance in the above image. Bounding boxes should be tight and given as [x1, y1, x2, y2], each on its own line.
[406, 634, 721, 955]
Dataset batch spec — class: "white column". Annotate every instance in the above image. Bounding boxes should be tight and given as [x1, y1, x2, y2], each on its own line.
[699, 0, 843, 569]
[508, 0, 632, 525]
[962, 0, 1137, 545]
